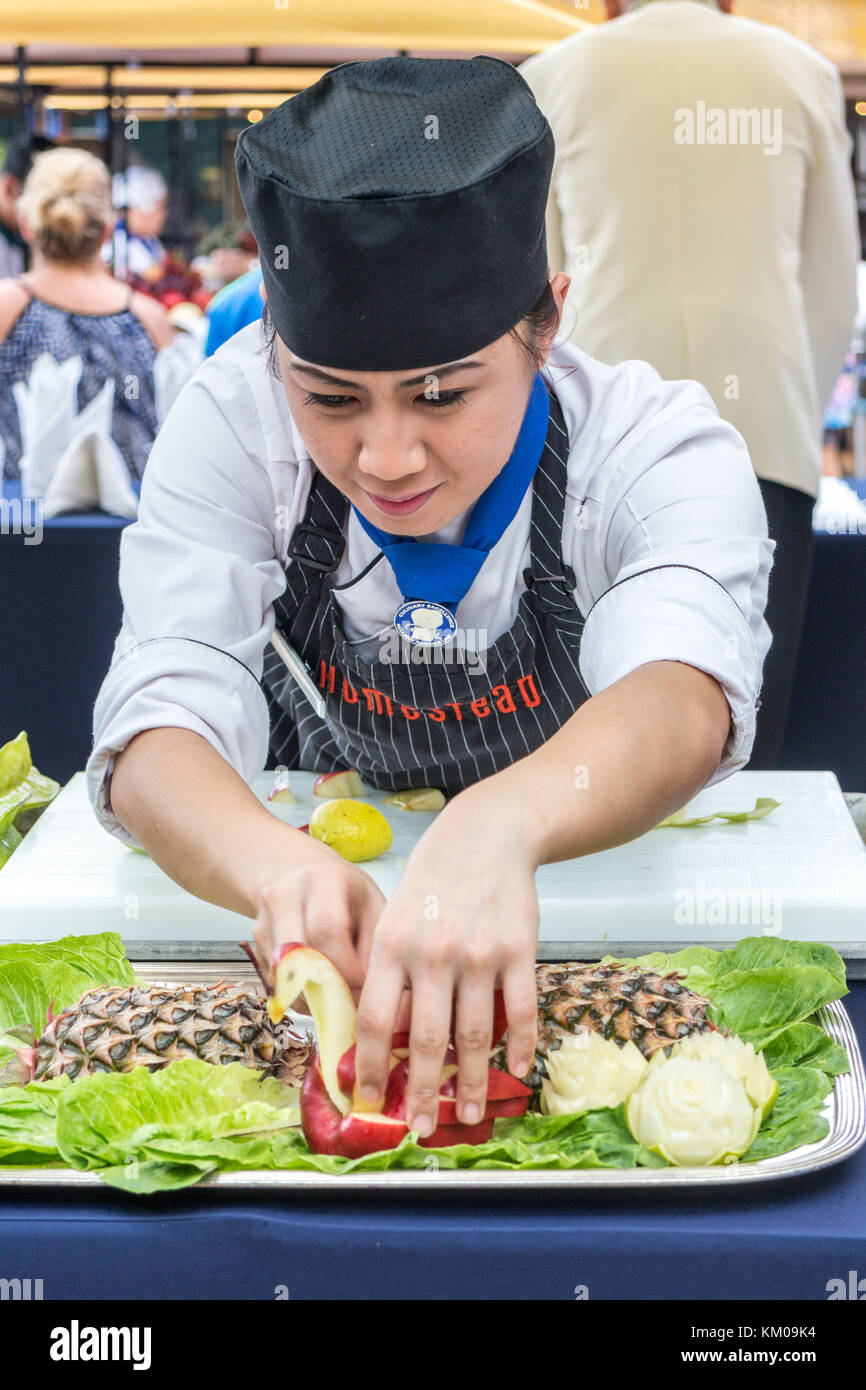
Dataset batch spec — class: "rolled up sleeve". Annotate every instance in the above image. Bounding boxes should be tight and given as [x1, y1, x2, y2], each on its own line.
[569, 364, 775, 785]
[85, 358, 291, 846]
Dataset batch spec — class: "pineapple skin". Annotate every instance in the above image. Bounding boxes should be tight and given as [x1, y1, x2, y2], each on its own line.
[492, 961, 714, 1104]
[32, 981, 314, 1087]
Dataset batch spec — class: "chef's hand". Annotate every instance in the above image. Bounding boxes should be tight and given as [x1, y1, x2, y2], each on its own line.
[354, 787, 540, 1136]
[252, 842, 386, 996]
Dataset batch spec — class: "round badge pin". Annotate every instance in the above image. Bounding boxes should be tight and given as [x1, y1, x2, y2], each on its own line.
[394, 599, 458, 647]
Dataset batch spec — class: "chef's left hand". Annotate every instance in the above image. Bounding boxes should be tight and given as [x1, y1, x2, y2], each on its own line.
[354, 787, 540, 1137]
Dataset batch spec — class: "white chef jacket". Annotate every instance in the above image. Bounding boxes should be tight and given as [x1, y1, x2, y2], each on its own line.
[86, 320, 774, 848]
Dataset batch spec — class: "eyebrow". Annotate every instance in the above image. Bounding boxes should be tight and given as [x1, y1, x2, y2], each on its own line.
[288, 360, 487, 390]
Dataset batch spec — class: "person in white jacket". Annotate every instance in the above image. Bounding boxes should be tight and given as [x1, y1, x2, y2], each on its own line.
[520, 0, 860, 768]
[89, 57, 772, 1135]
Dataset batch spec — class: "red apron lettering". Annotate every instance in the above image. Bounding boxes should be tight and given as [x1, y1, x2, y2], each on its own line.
[517, 674, 541, 709]
[470, 696, 490, 718]
[400, 704, 421, 720]
[342, 678, 359, 704]
[318, 661, 337, 694]
[491, 683, 517, 714]
[361, 688, 393, 717]
[445, 701, 463, 722]
[427, 707, 447, 722]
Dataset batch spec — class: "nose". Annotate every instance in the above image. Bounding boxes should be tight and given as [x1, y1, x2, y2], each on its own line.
[356, 415, 428, 484]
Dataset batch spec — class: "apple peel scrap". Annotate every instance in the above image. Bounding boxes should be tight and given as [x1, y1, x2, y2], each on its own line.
[268, 943, 530, 1157]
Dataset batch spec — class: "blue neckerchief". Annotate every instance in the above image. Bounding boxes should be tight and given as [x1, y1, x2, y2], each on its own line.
[351, 371, 550, 612]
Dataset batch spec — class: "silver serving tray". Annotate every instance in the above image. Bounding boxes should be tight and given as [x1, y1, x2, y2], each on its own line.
[0, 976, 863, 1191]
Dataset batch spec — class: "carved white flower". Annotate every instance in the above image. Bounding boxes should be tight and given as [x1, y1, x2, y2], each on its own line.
[541, 1031, 647, 1116]
[670, 1031, 778, 1119]
[626, 1056, 760, 1166]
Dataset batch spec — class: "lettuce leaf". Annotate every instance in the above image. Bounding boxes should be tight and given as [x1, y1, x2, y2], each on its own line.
[619, 937, 847, 1046]
[0, 1077, 67, 1164]
[0, 934, 137, 1082]
[759, 1023, 850, 1076]
[55, 1060, 300, 1179]
[0, 732, 60, 864]
[92, 1103, 667, 1189]
[0, 932, 136, 1032]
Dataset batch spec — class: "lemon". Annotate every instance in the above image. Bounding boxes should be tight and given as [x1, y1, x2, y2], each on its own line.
[308, 798, 393, 862]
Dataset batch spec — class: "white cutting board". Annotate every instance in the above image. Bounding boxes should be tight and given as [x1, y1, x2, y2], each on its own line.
[1, 770, 865, 963]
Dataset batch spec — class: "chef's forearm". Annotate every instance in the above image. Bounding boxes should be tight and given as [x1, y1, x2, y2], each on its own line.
[108, 727, 311, 917]
[469, 660, 731, 866]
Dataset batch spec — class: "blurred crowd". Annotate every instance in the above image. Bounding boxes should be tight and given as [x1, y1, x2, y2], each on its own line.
[0, 134, 262, 494]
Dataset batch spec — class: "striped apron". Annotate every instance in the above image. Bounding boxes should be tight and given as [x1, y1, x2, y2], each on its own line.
[262, 381, 590, 794]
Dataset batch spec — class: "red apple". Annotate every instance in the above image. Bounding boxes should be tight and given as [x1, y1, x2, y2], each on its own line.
[313, 770, 365, 799]
[337, 1111, 409, 1160]
[420, 1118, 495, 1149]
[299, 1062, 343, 1155]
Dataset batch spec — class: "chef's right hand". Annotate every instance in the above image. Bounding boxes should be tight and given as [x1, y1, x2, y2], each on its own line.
[252, 842, 387, 994]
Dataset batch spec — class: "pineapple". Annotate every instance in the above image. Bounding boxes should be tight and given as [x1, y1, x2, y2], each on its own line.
[492, 961, 714, 1103]
[17, 981, 315, 1087]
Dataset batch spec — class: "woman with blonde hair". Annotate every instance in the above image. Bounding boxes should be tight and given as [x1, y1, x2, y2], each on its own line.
[0, 146, 172, 483]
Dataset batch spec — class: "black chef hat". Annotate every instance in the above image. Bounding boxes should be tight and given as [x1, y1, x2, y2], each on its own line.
[235, 55, 554, 371]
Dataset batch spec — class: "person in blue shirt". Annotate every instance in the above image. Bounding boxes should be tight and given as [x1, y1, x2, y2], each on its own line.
[204, 267, 264, 356]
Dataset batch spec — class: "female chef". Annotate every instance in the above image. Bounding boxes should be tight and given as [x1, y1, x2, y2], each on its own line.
[87, 56, 773, 1138]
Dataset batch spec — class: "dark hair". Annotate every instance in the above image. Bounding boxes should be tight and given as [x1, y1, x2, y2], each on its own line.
[2, 134, 57, 182]
[258, 279, 562, 379]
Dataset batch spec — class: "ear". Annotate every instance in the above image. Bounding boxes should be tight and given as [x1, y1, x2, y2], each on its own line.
[259, 279, 267, 304]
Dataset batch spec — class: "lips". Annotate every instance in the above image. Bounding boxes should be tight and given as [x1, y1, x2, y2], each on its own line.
[365, 485, 439, 518]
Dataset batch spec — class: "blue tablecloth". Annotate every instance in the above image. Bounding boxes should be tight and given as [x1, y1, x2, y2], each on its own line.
[0, 984, 863, 1301]
[782, 478, 866, 787]
[0, 482, 133, 784]
[1, 478, 865, 788]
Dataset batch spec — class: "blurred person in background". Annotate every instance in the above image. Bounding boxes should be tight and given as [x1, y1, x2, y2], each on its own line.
[520, 0, 860, 768]
[109, 164, 206, 311]
[108, 164, 169, 285]
[203, 266, 263, 356]
[0, 134, 56, 278]
[0, 147, 172, 483]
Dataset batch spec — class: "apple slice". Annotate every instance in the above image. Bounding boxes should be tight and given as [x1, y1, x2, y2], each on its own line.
[420, 1118, 495, 1149]
[438, 1068, 531, 1103]
[267, 784, 296, 804]
[314, 770, 365, 799]
[299, 1062, 344, 1155]
[269, 943, 357, 1117]
[382, 788, 446, 812]
[338, 1112, 409, 1160]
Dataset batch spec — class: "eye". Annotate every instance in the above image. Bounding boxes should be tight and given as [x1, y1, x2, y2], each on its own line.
[423, 390, 467, 408]
[302, 392, 353, 409]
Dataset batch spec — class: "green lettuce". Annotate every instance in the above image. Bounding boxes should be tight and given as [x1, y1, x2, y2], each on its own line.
[0, 933, 136, 1080]
[0, 1077, 68, 1164]
[55, 1060, 300, 1191]
[619, 936, 847, 1046]
[0, 732, 60, 866]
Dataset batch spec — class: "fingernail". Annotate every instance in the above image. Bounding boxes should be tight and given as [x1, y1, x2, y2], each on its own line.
[461, 1103, 480, 1125]
[412, 1114, 434, 1137]
[512, 1060, 529, 1078]
[361, 1085, 380, 1103]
